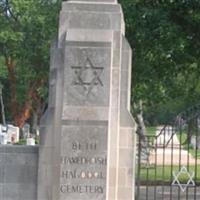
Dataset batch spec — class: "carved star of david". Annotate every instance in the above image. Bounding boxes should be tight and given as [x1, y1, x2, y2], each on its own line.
[172, 166, 195, 192]
[71, 57, 104, 95]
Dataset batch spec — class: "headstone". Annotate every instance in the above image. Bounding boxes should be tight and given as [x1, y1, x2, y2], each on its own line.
[38, 1, 136, 200]
[23, 123, 30, 138]
[27, 137, 36, 146]
[191, 136, 196, 149]
[190, 136, 200, 149]
[0, 124, 8, 144]
[7, 124, 20, 144]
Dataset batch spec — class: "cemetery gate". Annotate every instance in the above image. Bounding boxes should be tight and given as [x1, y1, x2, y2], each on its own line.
[136, 105, 200, 200]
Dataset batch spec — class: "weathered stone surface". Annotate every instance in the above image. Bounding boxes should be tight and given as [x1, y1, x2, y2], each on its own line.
[62, 3, 120, 13]
[60, 125, 107, 200]
[0, 146, 39, 200]
[38, 0, 136, 200]
[63, 43, 111, 107]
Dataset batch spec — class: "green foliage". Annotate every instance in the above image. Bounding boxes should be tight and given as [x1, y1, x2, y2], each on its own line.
[0, 0, 62, 121]
[0, 0, 200, 125]
[14, 137, 39, 145]
[146, 126, 156, 136]
[0, 56, 7, 79]
[14, 138, 26, 145]
[119, 0, 200, 123]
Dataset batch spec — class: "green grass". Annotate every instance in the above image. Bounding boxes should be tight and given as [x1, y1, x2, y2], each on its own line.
[14, 139, 26, 145]
[146, 127, 156, 137]
[137, 165, 200, 184]
[14, 137, 39, 145]
[176, 132, 200, 159]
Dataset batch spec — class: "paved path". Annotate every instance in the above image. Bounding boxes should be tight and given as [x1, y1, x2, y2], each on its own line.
[149, 126, 200, 165]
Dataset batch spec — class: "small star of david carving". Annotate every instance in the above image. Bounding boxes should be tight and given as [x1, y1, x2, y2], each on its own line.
[172, 166, 195, 192]
[71, 57, 104, 95]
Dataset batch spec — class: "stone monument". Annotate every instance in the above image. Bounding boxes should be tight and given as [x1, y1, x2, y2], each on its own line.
[38, 0, 136, 200]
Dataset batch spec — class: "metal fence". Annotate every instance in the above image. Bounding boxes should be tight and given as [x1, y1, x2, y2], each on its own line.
[136, 108, 200, 200]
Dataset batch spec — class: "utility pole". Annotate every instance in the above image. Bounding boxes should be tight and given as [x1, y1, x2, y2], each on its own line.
[0, 83, 6, 126]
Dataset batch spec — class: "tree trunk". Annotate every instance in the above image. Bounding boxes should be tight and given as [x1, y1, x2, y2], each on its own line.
[14, 84, 41, 128]
[0, 92, 6, 125]
[5, 56, 41, 128]
[5, 56, 45, 131]
[133, 101, 150, 164]
[5, 56, 33, 128]
[32, 111, 38, 134]
[185, 118, 197, 145]
[133, 100, 147, 139]
[5, 57, 18, 122]
[15, 102, 32, 128]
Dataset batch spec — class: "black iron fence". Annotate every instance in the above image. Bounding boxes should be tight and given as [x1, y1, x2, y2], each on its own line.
[136, 109, 200, 200]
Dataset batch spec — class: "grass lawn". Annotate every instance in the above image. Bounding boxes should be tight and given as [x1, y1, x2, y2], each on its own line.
[176, 132, 200, 159]
[146, 127, 157, 137]
[137, 165, 200, 184]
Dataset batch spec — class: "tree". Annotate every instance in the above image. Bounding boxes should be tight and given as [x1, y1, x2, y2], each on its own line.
[119, 0, 200, 134]
[1, 0, 200, 134]
[0, 0, 61, 128]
